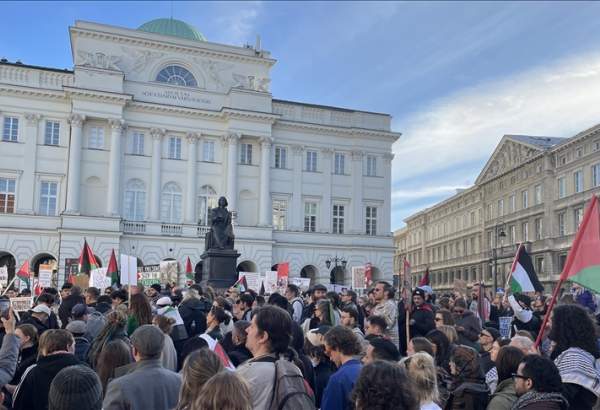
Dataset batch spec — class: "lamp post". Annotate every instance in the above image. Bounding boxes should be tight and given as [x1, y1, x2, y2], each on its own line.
[491, 222, 507, 294]
[326, 256, 348, 284]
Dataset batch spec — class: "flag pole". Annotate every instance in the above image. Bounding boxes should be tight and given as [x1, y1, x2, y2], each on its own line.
[1, 276, 17, 296]
[534, 275, 563, 349]
[502, 243, 524, 303]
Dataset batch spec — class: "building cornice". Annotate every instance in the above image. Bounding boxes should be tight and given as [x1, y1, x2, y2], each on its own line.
[274, 119, 400, 141]
[551, 123, 600, 153]
[221, 107, 279, 124]
[70, 25, 276, 68]
[63, 86, 132, 105]
[0, 83, 67, 100]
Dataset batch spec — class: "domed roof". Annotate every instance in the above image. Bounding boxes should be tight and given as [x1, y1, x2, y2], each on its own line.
[137, 18, 206, 42]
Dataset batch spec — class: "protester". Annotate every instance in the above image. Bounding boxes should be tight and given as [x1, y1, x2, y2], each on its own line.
[13, 329, 80, 410]
[364, 315, 387, 338]
[372, 281, 400, 346]
[425, 329, 452, 372]
[340, 289, 365, 330]
[452, 298, 481, 349]
[409, 288, 436, 340]
[227, 320, 252, 367]
[435, 309, 454, 328]
[340, 305, 365, 342]
[20, 304, 51, 335]
[305, 327, 335, 408]
[285, 284, 304, 323]
[407, 336, 435, 357]
[0, 310, 19, 386]
[58, 286, 85, 328]
[507, 293, 540, 339]
[103, 325, 182, 410]
[404, 351, 441, 410]
[95, 339, 133, 395]
[321, 325, 363, 410]
[363, 336, 400, 364]
[445, 345, 489, 410]
[87, 309, 129, 368]
[205, 305, 228, 342]
[512, 355, 568, 410]
[486, 346, 523, 410]
[549, 303, 600, 410]
[178, 287, 208, 337]
[127, 293, 152, 336]
[509, 335, 536, 356]
[153, 314, 178, 371]
[85, 286, 100, 308]
[302, 299, 335, 332]
[352, 360, 419, 410]
[48, 365, 103, 410]
[192, 371, 252, 410]
[479, 327, 500, 392]
[8, 323, 38, 389]
[571, 283, 596, 313]
[66, 320, 90, 361]
[302, 284, 327, 323]
[34, 292, 60, 329]
[176, 348, 224, 410]
[438, 324, 458, 345]
[212, 296, 234, 336]
[235, 293, 254, 322]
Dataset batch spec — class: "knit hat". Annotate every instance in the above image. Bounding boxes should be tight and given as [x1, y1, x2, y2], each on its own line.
[48, 365, 102, 410]
[412, 288, 426, 299]
[483, 327, 501, 341]
[150, 283, 162, 293]
[66, 320, 87, 336]
[156, 296, 172, 307]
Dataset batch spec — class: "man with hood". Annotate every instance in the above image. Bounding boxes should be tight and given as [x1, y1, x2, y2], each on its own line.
[409, 287, 435, 338]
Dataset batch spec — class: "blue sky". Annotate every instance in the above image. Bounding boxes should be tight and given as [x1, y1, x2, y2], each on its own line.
[3, 1, 600, 230]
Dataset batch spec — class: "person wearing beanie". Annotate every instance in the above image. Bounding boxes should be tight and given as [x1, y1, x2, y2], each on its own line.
[65, 320, 90, 362]
[103, 325, 181, 410]
[409, 287, 435, 339]
[48, 365, 102, 410]
[479, 327, 501, 393]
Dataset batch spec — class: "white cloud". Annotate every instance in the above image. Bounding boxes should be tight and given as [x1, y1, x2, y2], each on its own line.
[392, 185, 471, 200]
[212, 2, 263, 46]
[391, 51, 600, 184]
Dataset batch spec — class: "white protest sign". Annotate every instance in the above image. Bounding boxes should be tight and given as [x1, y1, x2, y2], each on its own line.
[159, 260, 179, 284]
[0, 266, 8, 288]
[120, 254, 138, 286]
[499, 316, 512, 339]
[290, 277, 312, 291]
[139, 265, 161, 286]
[90, 268, 111, 289]
[10, 296, 32, 312]
[352, 266, 366, 290]
[263, 271, 278, 295]
[239, 272, 262, 293]
[38, 264, 53, 289]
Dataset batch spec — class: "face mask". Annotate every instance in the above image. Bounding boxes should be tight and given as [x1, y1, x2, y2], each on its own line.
[310, 358, 320, 367]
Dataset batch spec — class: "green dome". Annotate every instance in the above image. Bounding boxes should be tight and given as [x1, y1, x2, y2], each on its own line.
[138, 18, 206, 41]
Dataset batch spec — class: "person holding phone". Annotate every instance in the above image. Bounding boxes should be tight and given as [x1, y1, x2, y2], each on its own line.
[0, 304, 20, 386]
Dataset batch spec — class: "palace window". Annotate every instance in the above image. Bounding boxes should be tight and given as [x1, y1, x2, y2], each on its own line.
[534, 184, 542, 205]
[332, 204, 345, 234]
[535, 218, 543, 240]
[334, 153, 345, 175]
[574, 170, 583, 193]
[240, 143, 253, 165]
[558, 177, 566, 199]
[306, 151, 317, 172]
[168, 137, 182, 160]
[366, 155, 377, 177]
[574, 207, 584, 230]
[155, 65, 198, 87]
[304, 202, 317, 232]
[2, 117, 18, 142]
[274, 146, 287, 169]
[593, 164, 600, 187]
[558, 212, 566, 236]
[198, 185, 218, 225]
[366, 206, 377, 236]
[522, 222, 529, 242]
[160, 182, 182, 223]
[203, 140, 215, 162]
[39, 181, 58, 216]
[44, 121, 60, 146]
[123, 179, 146, 221]
[0, 178, 16, 213]
[522, 190, 528, 209]
[272, 199, 287, 230]
[89, 126, 104, 149]
[131, 132, 144, 155]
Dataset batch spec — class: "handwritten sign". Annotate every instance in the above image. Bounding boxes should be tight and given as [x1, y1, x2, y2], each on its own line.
[290, 277, 312, 291]
[499, 316, 513, 339]
[38, 264, 53, 288]
[0, 266, 8, 287]
[90, 268, 111, 289]
[239, 272, 262, 293]
[10, 297, 32, 312]
[352, 266, 366, 290]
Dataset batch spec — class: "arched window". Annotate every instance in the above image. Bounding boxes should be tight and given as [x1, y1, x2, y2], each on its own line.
[155, 65, 198, 87]
[197, 185, 217, 225]
[161, 182, 182, 223]
[124, 179, 146, 221]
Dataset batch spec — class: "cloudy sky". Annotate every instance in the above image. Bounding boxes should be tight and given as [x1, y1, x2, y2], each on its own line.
[3, 1, 600, 230]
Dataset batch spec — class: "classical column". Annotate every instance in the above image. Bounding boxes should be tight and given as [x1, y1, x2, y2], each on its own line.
[149, 128, 165, 221]
[223, 132, 240, 212]
[258, 136, 273, 227]
[185, 132, 199, 223]
[19, 113, 41, 214]
[320, 148, 333, 233]
[382, 153, 394, 236]
[106, 119, 125, 216]
[66, 114, 85, 214]
[291, 144, 304, 231]
[351, 150, 364, 234]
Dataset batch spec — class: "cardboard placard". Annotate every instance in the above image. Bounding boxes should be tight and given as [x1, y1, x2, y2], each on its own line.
[90, 268, 111, 289]
[120, 254, 138, 286]
[38, 264, 53, 288]
[64, 258, 79, 284]
[139, 264, 160, 286]
[10, 296, 32, 312]
[499, 316, 512, 339]
[238, 272, 262, 293]
[352, 266, 366, 290]
[290, 277, 312, 291]
[327, 284, 348, 294]
[73, 274, 89, 289]
[263, 271, 279, 295]
[0, 266, 8, 288]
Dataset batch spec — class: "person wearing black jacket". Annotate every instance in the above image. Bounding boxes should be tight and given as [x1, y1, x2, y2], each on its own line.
[58, 286, 85, 328]
[12, 329, 80, 410]
[178, 289, 209, 337]
[409, 288, 435, 339]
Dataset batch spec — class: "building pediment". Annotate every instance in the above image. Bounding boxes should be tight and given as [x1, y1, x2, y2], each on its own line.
[475, 136, 543, 184]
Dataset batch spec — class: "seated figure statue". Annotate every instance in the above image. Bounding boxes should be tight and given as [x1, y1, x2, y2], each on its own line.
[205, 196, 235, 250]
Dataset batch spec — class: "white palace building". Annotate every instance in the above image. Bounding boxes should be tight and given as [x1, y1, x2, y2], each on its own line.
[0, 18, 398, 286]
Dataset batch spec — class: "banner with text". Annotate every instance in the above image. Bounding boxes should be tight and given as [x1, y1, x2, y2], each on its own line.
[90, 268, 111, 289]
[352, 266, 366, 290]
[238, 272, 262, 293]
[38, 264, 53, 289]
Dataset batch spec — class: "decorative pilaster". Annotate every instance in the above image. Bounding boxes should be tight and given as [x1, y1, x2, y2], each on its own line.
[149, 128, 165, 220]
[185, 132, 199, 223]
[382, 152, 394, 236]
[65, 114, 85, 214]
[223, 132, 240, 212]
[18, 113, 42, 214]
[320, 148, 333, 233]
[291, 144, 304, 230]
[351, 150, 364, 234]
[106, 119, 125, 216]
[258, 136, 273, 226]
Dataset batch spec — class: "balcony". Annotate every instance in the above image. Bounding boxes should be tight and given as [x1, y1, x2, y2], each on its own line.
[121, 221, 146, 234]
[197, 225, 210, 237]
[161, 223, 182, 236]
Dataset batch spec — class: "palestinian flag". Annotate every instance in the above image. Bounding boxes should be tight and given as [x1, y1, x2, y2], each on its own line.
[16, 260, 30, 287]
[78, 239, 99, 276]
[560, 195, 600, 292]
[233, 275, 248, 292]
[106, 249, 119, 286]
[276, 262, 289, 279]
[419, 267, 430, 286]
[510, 245, 544, 293]
[185, 257, 194, 281]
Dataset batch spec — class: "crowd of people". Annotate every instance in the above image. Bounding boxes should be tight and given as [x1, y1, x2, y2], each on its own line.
[0, 278, 599, 410]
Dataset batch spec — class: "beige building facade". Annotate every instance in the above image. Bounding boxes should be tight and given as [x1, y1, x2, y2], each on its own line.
[394, 126, 600, 293]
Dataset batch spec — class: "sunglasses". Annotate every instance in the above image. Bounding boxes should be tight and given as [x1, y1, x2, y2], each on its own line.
[435, 317, 443, 322]
[512, 373, 529, 380]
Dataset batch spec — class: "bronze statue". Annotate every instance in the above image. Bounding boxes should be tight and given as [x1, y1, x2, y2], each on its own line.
[205, 196, 235, 250]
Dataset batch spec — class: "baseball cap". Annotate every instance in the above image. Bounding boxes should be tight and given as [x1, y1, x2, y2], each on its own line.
[71, 304, 92, 318]
[156, 296, 172, 307]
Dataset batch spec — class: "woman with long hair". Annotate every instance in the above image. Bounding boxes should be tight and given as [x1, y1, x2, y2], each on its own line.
[404, 352, 441, 410]
[486, 346, 523, 410]
[302, 299, 334, 333]
[407, 337, 435, 357]
[127, 293, 152, 335]
[87, 309, 129, 368]
[305, 332, 335, 408]
[549, 303, 600, 410]
[95, 339, 133, 395]
[435, 309, 454, 328]
[425, 330, 453, 407]
[228, 320, 252, 367]
[177, 348, 224, 410]
[192, 371, 251, 410]
[204, 306, 228, 342]
[444, 345, 489, 410]
[352, 360, 418, 410]
[153, 314, 178, 371]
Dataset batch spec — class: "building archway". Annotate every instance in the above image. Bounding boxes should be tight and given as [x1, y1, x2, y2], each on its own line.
[31, 253, 57, 277]
[0, 252, 16, 282]
[300, 265, 317, 285]
[194, 261, 203, 283]
[330, 266, 345, 285]
[237, 260, 257, 273]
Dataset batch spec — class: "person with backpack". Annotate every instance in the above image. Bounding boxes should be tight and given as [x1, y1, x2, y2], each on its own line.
[320, 326, 363, 410]
[236, 305, 314, 410]
[285, 284, 304, 323]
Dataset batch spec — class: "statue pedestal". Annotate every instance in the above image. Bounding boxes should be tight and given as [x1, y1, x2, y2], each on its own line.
[200, 248, 240, 290]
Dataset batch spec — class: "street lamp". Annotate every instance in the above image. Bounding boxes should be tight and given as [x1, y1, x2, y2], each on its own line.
[326, 256, 347, 284]
[490, 222, 507, 293]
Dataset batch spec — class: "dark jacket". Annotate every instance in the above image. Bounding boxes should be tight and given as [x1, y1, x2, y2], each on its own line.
[444, 379, 490, 410]
[58, 293, 85, 328]
[19, 315, 49, 335]
[562, 382, 598, 410]
[228, 344, 252, 367]
[179, 297, 209, 337]
[456, 310, 482, 343]
[73, 336, 91, 363]
[314, 359, 336, 408]
[321, 359, 362, 410]
[409, 303, 435, 338]
[11, 343, 38, 385]
[12, 352, 79, 410]
[511, 391, 568, 410]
